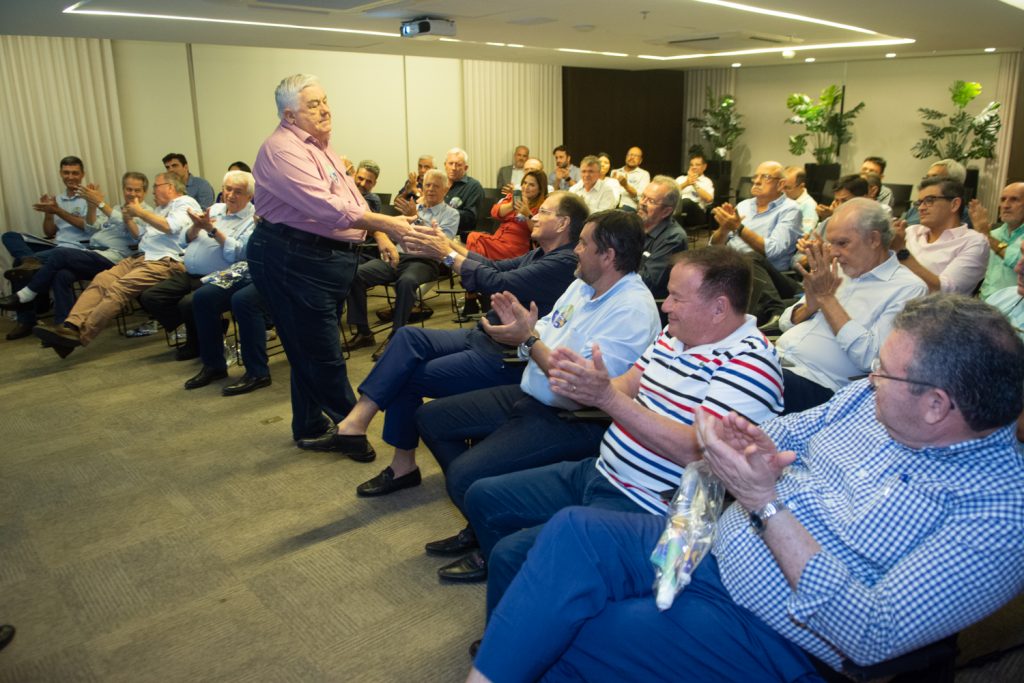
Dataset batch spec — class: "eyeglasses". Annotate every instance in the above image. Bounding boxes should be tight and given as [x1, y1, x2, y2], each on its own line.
[868, 358, 944, 390]
[535, 208, 562, 217]
[911, 196, 956, 209]
[752, 174, 782, 182]
[153, 183, 170, 190]
[638, 195, 671, 207]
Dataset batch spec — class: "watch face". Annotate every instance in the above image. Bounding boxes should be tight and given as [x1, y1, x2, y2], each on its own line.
[749, 511, 765, 533]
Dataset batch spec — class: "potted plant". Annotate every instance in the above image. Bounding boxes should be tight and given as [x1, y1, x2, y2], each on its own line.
[785, 84, 865, 201]
[911, 80, 1001, 199]
[688, 87, 745, 200]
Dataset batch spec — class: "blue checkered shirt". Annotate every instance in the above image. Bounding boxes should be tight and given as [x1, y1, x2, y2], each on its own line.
[712, 379, 1024, 669]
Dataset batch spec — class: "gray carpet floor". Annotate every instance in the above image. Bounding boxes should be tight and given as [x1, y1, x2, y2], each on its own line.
[0, 301, 485, 682]
[2, 297, 1022, 682]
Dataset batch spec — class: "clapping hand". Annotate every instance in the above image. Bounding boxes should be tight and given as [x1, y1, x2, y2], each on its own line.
[712, 203, 741, 233]
[890, 219, 907, 251]
[549, 344, 612, 408]
[393, 195, 418, 217]
[794, 238, 840, 307]
[480, 291, 538, 346]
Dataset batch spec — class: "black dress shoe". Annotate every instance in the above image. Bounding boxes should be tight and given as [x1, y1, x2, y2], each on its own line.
[407, 303, 434, 322]
[425, 527, 478, 556]
[0, 624, 14, 652]
[296, 432, 376, 462]
[437, 550, 487, 583]
[469, 639, 481, 659]
[222, 374, 272, 396]
[356, 466, 422, 497]
[342, 331, 375, 352]
[5, 323, 34, 340]
[175, 344, 200, 361]
[184, 366, 228, 389]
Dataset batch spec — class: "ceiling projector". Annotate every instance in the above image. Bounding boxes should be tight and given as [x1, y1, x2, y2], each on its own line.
[400, 17, 456, 39]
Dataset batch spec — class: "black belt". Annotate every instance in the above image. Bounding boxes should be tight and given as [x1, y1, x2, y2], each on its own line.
[259, 219, 357, 252]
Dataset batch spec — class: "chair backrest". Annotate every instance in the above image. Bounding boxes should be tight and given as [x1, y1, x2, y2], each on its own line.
[888, 183, 914, 219]
[735, 176, 753, 202]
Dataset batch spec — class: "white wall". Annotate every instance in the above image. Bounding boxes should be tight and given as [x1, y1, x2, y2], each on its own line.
[731, 54, 1003, 190]
[111, 42, 466, 196]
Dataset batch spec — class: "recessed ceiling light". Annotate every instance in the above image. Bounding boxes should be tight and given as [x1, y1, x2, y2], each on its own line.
[694, 0, 877, 34]
[782, 49, 796, 59]
[984, 47, 997, 52]
[486, 42, 506, 47]
[885, 52, 896, 58]
[731, 62, 741, 68]
[804, 57, 815, 63]
[506, 43, 525, 48]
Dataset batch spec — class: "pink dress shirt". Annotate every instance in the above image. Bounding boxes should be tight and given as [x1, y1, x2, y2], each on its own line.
[253, 120, 367, 242]
[905, 223, 989, 294]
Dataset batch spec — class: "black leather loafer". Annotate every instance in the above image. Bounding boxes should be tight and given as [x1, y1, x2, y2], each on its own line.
[175, 344, 200, 361]
[437, 550, 487, 583]
[469, 639, 481, 659]
[0, 624, 15, 652]
[184, 366, 228, 390]
[222, 374, 272, 396]
[296, 432, 376, 462]
[32, 323, 81, 348]
[356, 466, 422, 497]
[425, 527, 478, 556]
[342, 331, 375, 352]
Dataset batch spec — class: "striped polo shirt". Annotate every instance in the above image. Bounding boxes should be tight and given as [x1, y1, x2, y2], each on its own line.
[596, 316, 784, 514]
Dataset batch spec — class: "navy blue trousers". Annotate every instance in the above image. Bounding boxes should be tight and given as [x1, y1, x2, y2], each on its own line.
[192, 281, 270, 377]
[357, 325, 523, 450]
[415, 386, 607, 523]
[476, 507, 823, 683]
[247, 222, 358, 440]
[17, 247, 114, 326]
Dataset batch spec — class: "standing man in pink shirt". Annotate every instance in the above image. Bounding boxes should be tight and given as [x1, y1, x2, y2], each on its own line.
[249, 74, 412, 447]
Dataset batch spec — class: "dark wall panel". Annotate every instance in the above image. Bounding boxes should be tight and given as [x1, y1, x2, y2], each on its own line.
[562, 67, 687, 179]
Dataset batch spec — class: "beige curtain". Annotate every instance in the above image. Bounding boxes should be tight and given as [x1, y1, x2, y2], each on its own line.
[977, 51, 1021, 213]
[462, 60, 562, 190]
[682, 68, 738, 160]
[0, 35, 127, 274]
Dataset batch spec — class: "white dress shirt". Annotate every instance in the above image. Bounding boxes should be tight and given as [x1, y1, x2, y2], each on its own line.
[776, 253, 928, 391]
[905, 223, 989, 294]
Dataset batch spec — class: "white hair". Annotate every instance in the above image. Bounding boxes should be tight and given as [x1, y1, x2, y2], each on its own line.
[275, 74, 321, 119]
[447, 147, 469, 164]
[223, 170, 255, 196]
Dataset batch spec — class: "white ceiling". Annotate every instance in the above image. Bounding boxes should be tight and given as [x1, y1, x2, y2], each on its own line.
[2, 0, 1021, 70]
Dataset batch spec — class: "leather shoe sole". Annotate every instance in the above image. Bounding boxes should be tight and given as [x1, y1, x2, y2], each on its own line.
[356, 466, 421, 497]
[184, 367, 228, 389]
[296, 432, 376, 462]
[425, 527, 478, 557]
[222, 374, 272, 396]
[437, 550, 487, 583]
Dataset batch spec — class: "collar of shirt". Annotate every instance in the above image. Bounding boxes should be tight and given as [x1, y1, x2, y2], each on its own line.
[999, 222, 1024, 241]
[851, 252, 902, 283]
[280, 119, 328, 150]
[215, 202, 255, 220]
[909, 223, 968, 242]
[678, 314, 760, 354]
[646, 217, 678, 241]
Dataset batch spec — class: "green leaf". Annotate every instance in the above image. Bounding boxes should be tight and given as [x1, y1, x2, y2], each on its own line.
[950, 80, 982, 108]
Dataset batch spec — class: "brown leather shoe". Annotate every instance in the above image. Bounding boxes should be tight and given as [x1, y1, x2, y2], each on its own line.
[342, 331, 375, 352]
[4, 256, 43, 281]
[32, 323, 81, 348]
[5, 323, 33, 340]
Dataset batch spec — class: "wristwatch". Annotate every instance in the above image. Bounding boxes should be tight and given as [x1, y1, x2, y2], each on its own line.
[97, 201, 107, 211]
[517, 335, 539, 360]
[896, 248, 910, 261]
[208, 228, 218, 238]
[736, 224, 745, 238]
[749, 499, 787, 536]
[442, 250, 458, 267]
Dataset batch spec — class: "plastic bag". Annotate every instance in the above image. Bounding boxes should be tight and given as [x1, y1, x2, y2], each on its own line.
[649, 460, 725, 611]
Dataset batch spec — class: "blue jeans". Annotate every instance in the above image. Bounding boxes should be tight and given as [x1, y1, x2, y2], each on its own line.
[475, 507, 823, 683]
[192, 281, 270, 377]
[463, 458, 643, 615]
[17, 247, 114, 326]
[358, 325, 524, 450]
[247, 222, 358, 440]
[416, 386, 607, 519]
[2, 231, 56, 262]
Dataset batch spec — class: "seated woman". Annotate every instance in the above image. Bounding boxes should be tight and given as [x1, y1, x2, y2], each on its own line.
[467, 170, 548, 260]
[460, 170, 548, 318]
[597, 151, 623, 206]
